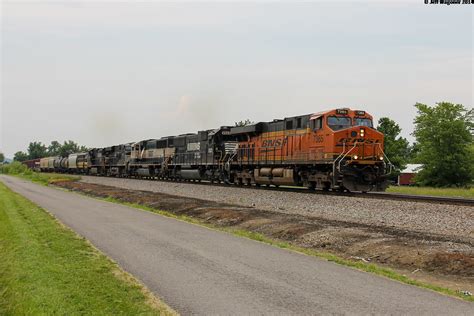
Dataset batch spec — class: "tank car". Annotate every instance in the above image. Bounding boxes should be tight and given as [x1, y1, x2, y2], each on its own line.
[67, 153, 88, 174]
[59, 157, 69, 172]
[39, 157, 49, 172]
[39, 156, 59, 172]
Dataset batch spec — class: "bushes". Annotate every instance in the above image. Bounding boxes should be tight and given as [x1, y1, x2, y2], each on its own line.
[0, 161, 31, 175]
[0, 162, 78, 185]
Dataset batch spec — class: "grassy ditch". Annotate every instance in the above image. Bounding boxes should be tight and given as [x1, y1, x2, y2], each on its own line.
[0, 182, 174, 315]
[0, 162, 79, 185]
[387, 185, 474, 198]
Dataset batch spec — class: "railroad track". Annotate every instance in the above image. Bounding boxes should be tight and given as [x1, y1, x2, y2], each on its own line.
[357, 191, 474, 206]
[77, 174, 474, 206]
[224, 182, 474, 206]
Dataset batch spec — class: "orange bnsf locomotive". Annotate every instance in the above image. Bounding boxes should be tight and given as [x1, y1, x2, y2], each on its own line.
[222, 108, 390, 192]
[39, 108, 392, 192]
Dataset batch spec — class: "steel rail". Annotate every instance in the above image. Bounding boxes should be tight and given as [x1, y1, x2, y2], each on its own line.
[78, 174, 474, 206]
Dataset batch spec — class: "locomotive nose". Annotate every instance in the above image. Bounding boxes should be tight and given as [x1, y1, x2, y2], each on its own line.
[333, 126, 384, 161]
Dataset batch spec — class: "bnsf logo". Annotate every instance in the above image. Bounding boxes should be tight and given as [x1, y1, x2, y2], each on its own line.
[314, 136, 324, 143]
[338, 138, 381, 144]
[262, 137, 287, 147]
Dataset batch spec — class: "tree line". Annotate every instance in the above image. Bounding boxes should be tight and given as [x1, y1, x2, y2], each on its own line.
[12, 140, 89, 162]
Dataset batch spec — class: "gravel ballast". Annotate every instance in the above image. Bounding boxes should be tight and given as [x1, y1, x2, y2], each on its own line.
[79, 176, 473, 238]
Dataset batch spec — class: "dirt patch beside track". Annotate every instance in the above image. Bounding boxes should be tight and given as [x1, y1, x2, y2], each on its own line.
[54, 180, 474, 293]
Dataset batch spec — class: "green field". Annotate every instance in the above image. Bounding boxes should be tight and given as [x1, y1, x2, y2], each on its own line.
[387, 186, 474, 198]
[0, 182, 172, 315]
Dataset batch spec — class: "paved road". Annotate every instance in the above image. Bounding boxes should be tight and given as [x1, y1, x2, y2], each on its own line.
[2, 176, 472, 315]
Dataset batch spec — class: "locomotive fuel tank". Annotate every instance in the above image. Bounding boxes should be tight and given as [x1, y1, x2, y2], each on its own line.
[254, 168, 295, 186]
[180, 169, 203, 180]
[136, 168, 151, 176]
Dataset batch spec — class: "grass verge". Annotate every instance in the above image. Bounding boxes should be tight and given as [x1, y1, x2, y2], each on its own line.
[0, 162, 79, 185]
[387, 186, 474, 199]
[0, 181, 174, 315]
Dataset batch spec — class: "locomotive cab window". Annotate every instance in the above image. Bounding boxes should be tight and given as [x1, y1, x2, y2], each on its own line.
[354, 118, 373, 127]
[311, 117, 323, 130]
[296, 117, 302, 128]
[146, 142, 157, 149]
[286, 120, 293, 130]
[327, 116, 351, 131]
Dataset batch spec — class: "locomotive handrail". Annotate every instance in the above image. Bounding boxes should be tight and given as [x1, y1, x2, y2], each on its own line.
[333, 141, 346, 167]
[332, 141, 346, 187]
[216, 149, 224, 169]
[331, 141, 359, 189]
[337, 141, 359, 172]
[377, 143, 395, 175]
[225, 151, 238, 172]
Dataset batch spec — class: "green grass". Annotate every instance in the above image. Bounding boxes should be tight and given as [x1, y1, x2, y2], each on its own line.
[0, 182, 173, 315]
[18, 171, 79, 186]
[387, 186, 474, 198]
[95, 196, 472, 303]
[0, 162, 79, 185]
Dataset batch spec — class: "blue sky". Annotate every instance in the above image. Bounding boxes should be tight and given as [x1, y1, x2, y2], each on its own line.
[1, 1, 472, 157]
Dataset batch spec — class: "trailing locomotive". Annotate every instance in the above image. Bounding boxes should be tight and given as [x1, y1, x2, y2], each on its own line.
[38, 108, 392, 192]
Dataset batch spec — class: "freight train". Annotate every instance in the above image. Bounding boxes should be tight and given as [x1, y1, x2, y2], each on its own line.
[36, 108, 392, 192]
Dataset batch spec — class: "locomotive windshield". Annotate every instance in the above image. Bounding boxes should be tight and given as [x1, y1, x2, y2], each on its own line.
[327, 116, 351, 131]
[354, 118, 373, 127]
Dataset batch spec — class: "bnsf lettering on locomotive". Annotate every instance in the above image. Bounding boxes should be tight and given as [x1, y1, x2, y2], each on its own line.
[338, 138, 380, 144]
[262, 137, 288, 148]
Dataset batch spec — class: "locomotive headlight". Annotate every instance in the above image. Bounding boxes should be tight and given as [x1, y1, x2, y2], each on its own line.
[360, 128, 365, 137]
[379, 156, 384, 161]
[353, 155, 358, 160]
